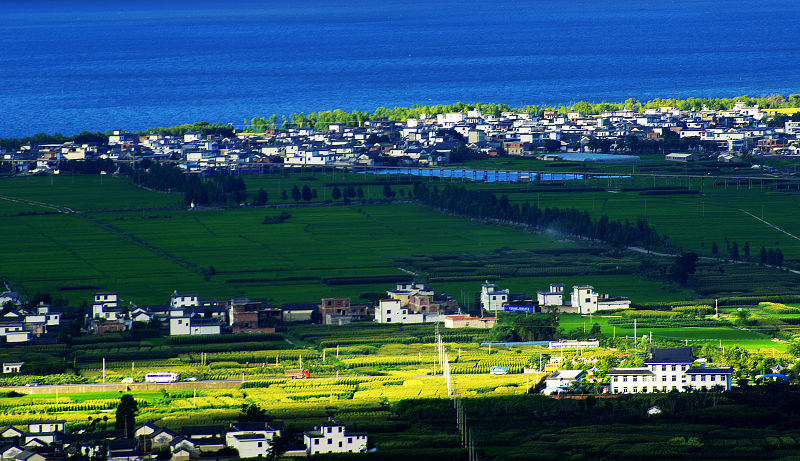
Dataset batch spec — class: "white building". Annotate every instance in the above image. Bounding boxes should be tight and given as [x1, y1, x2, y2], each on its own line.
[480, 282, 509, 314]
[225, 433, 272, 458]
[304, 422, 367, 455]
[571, 286, 598, 313]
[570, 286, 630, 313]
[170, 293, 199, 309]
[374, 299, 442, 324]
[544, 369, 585, 395]
[92, 292, 119, 320]
[607, 348, 733, 394]
[169, 317, 222, 336]
[537, 283, 564, 307]
[3, 362, 23, 373]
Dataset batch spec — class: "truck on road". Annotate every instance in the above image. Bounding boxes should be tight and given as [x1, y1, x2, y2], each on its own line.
[284, 369, 311, 379]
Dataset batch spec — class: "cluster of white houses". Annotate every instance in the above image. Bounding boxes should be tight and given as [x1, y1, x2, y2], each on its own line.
[7, 102, 800, 177]
[2, 280, 626, 345]
[0, 291, 61, 344]
[480, 282, 631, 315]
[0, 419, 365, 461]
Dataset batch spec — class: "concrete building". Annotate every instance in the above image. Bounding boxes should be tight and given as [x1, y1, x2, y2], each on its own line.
[443, 315, 496, 329]
[480, 282, 509, 314]
[607, 348, 733, 394]
[169, 317, 222, 336]
[304, 421, 367, 455]
[537, 283, 565, 307]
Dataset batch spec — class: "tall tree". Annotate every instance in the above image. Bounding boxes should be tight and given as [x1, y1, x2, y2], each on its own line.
[115, 394, 138, 438]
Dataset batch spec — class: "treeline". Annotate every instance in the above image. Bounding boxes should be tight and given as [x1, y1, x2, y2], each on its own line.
[412, 183, 663, 247]
[243, 94, 800, 131]
[129, 161, 247, 206]
[141, 121, 235, 138]
[57, 158, 117, 175]
[708, 239, 784, 266]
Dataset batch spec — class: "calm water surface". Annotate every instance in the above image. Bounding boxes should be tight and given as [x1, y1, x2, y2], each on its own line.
[1, 0, 798, 136]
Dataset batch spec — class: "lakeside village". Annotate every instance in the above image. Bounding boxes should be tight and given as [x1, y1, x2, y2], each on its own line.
[0, 282, 740, 460]
[3, 103, 800, 173]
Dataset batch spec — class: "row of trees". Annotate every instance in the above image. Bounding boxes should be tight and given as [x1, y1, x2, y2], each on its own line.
[709, 239, 784, 266]
[242, 95, 800, 131]
[127, 161, 248, 206]
[412, 183, 663, 248]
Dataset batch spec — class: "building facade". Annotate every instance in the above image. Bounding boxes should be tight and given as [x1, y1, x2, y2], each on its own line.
[607, 348, 733, 394]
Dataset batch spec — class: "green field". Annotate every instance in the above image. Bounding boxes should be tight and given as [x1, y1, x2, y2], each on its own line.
[2, 171, 800, 306]
[0, 174, 691, 305]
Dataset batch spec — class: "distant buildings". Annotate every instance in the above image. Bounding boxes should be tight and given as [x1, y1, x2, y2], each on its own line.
[483, 282, 630, 315]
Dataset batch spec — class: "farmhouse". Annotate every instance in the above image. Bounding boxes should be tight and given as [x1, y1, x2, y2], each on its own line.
[304, 421, 367, 455]
[3, 362, 23, 373]
[374, 299, 443, 324]
[480, 282, 509, 313]
[607, 348, 733, 393]
[169, 317, 222, 336]
[537, 283, 565, 307]
[543, 369, 586, 395]
[444, 315, 497, 329]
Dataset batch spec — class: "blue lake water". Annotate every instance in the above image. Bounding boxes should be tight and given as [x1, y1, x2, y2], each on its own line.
[1, 0, 799, 137]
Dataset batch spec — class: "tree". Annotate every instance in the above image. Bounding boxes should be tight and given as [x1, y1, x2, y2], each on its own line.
[332, 187, 342, 200]
[357, 187, 364, 198]
[743, 241, 750, 258]
[711, 241, 718, 255]
[383, 184, 395, 198]
[115, 394, 138, 438]
[240, 403, 266, 421]
[760, 246, 768, 264]
[670, 252, 698, 286]
[729, 241, 739, 260]
[544, 139, 561, 152]
[255, 188, 268, 206]
[301, 185, 312, 202]
[291, 185, 301, 202]
[281, 190, 288, 201]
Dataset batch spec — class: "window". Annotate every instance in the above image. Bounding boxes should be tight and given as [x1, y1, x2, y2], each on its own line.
[338, 427, 342, 433]
[585, 298, 591, 303]
[348, 438, 352, 443]
[632, 376, 637, 382]
[671, 365, 676, 371]
[258, 442, 263, 447]
[623, 387, 627, 393]
[339, 442, 343, 447]
[701, 375, 706, 381]
[662, 365, 667, 371]
[327, 439, 332, 444]
[314, 440, 319, 445]
[386, 318, 391, 322]
[662, 376, 667, 382]
[622, 376, 627, 382]
[672, 376, 676, 382]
